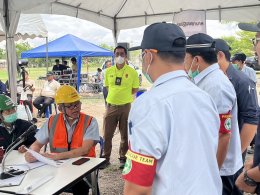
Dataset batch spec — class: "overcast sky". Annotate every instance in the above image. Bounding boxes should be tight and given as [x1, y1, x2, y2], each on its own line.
[10, 14, 241, 48]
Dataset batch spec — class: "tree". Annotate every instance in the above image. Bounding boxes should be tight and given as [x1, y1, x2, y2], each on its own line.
[0, 48, 6, 59]
[221, 31, 256, 56]
[15, 42, 32, 58]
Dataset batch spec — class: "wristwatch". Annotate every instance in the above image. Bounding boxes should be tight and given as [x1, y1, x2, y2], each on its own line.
[244, 170, 258, 187]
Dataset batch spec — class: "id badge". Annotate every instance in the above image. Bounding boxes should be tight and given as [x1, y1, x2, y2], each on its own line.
[115, 77, 122, 86]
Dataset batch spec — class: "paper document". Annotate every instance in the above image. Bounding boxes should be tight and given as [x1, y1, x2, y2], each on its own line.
[25, 147, 68, 167]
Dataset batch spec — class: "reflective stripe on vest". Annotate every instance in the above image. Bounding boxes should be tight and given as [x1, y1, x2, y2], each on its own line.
[48, 113, 96, 157]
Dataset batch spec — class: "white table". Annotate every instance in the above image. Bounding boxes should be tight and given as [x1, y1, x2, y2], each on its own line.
[0, 151, 105, 195]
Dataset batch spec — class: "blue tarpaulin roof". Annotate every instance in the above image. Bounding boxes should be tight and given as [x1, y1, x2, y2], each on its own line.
[21, 34, 113, 58]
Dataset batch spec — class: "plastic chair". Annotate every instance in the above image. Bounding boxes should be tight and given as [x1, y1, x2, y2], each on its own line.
[45, 103, 58, 118]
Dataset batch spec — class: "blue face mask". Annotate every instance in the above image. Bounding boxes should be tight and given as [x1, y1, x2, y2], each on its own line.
[142, 52, 153, 84]
[4, 112, 17, 123]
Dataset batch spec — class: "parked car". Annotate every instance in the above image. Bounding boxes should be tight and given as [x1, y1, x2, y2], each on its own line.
[245, 56, 260, 70]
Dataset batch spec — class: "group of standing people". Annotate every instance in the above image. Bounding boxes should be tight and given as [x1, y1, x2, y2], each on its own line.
[105, 22, 260, 195]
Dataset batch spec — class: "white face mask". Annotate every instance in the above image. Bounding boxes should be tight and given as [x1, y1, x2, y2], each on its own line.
[115, 56, 125, 65]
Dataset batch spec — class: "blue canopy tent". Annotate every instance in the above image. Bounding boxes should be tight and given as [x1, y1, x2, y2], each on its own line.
[21, 34, 114, 90]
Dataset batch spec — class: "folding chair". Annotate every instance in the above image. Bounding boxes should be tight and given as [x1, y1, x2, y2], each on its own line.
[84, 136, 104, 195]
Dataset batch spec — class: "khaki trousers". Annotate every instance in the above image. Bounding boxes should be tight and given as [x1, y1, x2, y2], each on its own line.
[103, 103, 131, 161]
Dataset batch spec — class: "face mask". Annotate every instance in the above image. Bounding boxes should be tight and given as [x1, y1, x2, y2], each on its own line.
[232, 64, 239, 70]
[4, 112, 17, 123]
[187, 58, 199, 79]
[142, 52, 153, 84]
[115, 56, 125, 65]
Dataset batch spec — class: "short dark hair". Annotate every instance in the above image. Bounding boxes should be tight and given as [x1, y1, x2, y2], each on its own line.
[71, 57, 76, 62]
[97, 68, 102, 72]
[114, 46, 127, 55]
[218, 50, 231, 62]
[188, 50, 217, 65]
[55, 59, 59, 62]
[157, 51, 185, 64]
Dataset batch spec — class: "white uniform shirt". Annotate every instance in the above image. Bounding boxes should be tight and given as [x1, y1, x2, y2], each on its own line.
[194, 63, 243, 176]
[127, 70, 222, 195]
[241, 65, 257, 83]
[41, 79, 60, 98]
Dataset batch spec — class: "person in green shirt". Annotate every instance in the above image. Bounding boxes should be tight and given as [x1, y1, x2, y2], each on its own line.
[101, 45, 139, 169]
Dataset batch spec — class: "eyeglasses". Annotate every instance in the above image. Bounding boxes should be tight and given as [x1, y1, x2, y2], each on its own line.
[64, 102, 81, 110]
[139, 51, 146, 61]
[252, 38, 260, 46]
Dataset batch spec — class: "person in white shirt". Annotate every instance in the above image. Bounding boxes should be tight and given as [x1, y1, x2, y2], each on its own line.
[185, 33, 242, 194]
[231, 53, 257, 83]
[17, 70, 35, 112]
[123, 22, 222, 195]
[33, 71, 60, 118]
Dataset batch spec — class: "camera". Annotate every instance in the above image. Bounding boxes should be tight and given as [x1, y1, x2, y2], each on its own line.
[18, 59, 28, 68]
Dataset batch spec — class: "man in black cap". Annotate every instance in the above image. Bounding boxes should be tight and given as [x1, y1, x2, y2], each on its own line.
[185, 33, 243, 195]
[215, 38, 260, 195]
[235, 22, 260, 194]
[231, 52, 257, 83]
[52, 59, 68, 73]
[33, 71, 60, 118]
[123, 23, 222, 195]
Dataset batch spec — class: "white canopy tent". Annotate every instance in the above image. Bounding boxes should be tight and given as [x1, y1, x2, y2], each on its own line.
[1, 0, 260, 99]
[24, 0, 260, 43]
[0, 14, 47, 41]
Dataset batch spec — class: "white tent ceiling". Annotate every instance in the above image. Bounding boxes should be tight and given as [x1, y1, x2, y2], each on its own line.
[0, 14, 47, 41]
[22, 0, 260, 41]
[0, 0, 260, 100]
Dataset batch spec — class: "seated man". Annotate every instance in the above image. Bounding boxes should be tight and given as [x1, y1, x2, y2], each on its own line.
[0, 95, 36, 152]
[52, 59, 68, 73]
[25, 85, 100, 195]
[33, 71, 60, 118]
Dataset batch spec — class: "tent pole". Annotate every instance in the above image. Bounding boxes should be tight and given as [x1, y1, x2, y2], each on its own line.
[77, 56, 82, 92]
[46, 36, 49, 72]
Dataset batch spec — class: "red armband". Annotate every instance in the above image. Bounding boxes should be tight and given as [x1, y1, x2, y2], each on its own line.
[122, 149, 157, 187]
[219, 111, 232, 134]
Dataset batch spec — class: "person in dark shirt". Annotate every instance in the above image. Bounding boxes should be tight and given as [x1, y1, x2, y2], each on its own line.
[215, 38, 260, 195]
[52, 59, 68, 73]
[0, 80, 7, 95]
[235, 22, 260, 194]
[0, 95, 36, 153]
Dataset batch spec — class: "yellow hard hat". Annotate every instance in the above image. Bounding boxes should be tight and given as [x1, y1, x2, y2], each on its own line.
[55, 85, 80, 104]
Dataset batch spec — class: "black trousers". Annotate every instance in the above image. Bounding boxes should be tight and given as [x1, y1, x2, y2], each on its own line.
[33, 96, 54, 115]
[221, 169, 243, 195]
[71, 180, 90, 195]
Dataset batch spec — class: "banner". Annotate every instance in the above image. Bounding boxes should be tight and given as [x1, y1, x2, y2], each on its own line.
[174, 10, 206, 37]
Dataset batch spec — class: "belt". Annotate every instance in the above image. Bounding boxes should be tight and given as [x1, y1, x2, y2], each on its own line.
[107, 103, 130, 107]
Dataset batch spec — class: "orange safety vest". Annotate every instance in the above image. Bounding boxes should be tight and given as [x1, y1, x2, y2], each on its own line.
[48, 112, 96, 157]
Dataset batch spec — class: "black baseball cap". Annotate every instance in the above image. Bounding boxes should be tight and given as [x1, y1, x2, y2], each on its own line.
[214, 39, 231, 52]
[186, 33, 215, 53]
[129, 22, 186, 52]
[231, 53, 247, 62]
[46, 71, 54, 76]
[238, 22, 260, 32]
